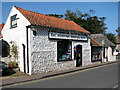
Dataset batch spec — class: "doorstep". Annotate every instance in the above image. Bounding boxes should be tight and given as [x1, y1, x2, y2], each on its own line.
[1, 60, 119, 87]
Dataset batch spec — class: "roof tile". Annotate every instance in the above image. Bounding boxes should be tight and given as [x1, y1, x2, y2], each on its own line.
[15, 6, 90, 34]
[0, 24, 4, 38]
[91, 38, 102, 47]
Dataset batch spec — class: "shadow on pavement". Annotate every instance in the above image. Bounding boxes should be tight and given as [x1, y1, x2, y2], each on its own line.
[0, 69, 16, 77]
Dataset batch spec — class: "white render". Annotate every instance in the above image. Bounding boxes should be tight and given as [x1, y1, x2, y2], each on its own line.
[2, 6, 91, 75]
[107, 46, 116, 61]
[2, 6, 31, 74]
[102, 47, 116, 62]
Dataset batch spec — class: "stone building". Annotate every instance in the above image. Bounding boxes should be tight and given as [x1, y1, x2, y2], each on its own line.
[2, 6, 91, 75]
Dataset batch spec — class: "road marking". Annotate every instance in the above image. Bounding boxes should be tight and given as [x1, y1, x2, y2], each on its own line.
[2, 62, 118, 88]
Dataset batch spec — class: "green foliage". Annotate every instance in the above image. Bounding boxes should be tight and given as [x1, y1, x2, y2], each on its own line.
[106, 33, 116, 44]
[116, 27, 120, 36]
[8, 61, 18, 69]
[9, 41, 18, 60]
[64, 10, 107, 34]
[46, 14, 64, 18]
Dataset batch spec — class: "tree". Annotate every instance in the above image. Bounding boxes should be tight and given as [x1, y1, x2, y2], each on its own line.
[106, 33, 116, 44]
[64, 10, 107, 34]
[46, 14, 64, 18]
[116, 27, 120, 36]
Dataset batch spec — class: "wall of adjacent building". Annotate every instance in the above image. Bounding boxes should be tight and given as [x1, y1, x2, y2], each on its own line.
[108, 46, 116, 61]
[116, 44, 120, 51]
[1, 6, 31, 74]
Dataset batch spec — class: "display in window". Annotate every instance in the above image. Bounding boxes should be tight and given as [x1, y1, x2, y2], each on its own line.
[57, 40, 72, 61]
[92, 48, 101, 61]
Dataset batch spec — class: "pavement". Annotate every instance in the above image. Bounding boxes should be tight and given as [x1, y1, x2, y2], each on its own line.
[1, 60, 119, 88]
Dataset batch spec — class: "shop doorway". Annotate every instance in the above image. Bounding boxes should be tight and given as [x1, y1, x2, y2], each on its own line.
[22, 44, 26, 73]
[76, 45, 82, 67]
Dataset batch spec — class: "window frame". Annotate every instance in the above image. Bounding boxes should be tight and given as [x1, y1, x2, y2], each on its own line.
[57, 40, 72, 62]
[91, 47, 102, 62]
[10, 14, 17, 28]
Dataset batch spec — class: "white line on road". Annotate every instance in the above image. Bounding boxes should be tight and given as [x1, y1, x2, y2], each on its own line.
[113, 85, 118, 88]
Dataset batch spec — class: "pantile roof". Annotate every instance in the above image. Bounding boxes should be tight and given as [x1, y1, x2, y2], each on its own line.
[0, 24, 4, 38]
[91, 34, 115, 47]
[15, 6, 90, 34]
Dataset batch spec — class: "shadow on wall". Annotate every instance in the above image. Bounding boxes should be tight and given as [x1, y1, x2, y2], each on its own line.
[0, 39, 10, 57]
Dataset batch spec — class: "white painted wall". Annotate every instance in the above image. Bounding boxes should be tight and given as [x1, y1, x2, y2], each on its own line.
[1, 6, 31, 74]
[72, 39, 91, 66]
[108, 46, 116, 61]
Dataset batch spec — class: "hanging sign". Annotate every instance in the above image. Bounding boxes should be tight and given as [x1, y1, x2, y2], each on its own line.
[49, 32, 88, 41]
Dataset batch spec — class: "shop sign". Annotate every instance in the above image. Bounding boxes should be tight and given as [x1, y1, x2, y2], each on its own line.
[49, 32, 88, 41]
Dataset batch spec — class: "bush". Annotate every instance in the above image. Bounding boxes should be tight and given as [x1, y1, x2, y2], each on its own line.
[8, 61, 18, 69]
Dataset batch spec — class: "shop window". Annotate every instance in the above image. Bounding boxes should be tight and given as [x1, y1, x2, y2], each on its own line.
[57, 40, 72, 61]
[91, 47, 101, 62]
[10, 14, 17, 28]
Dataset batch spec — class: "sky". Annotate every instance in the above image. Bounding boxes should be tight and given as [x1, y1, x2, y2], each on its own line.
[1, 2, 119, 35]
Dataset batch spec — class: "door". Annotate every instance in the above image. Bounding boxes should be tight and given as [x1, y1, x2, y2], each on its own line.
[76, 45, 82, 67]
[22, 44, 26, 73]
[106, 48, 108, 62]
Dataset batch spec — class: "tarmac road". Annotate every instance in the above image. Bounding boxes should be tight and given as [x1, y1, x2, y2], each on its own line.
[6, 62, 118, 88]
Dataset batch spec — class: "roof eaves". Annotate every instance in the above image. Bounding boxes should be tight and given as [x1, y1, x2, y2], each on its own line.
[15, 6, 90, 34]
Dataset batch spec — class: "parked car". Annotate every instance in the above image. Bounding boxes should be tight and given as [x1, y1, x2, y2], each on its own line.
[0, 61, 8, 75]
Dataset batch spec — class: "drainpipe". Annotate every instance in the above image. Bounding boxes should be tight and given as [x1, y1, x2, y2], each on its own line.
[101, 40, 104, 63]
[26, 26, 30, 73]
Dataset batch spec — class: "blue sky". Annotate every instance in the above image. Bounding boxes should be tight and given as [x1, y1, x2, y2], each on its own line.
[1, 2, 118, 35]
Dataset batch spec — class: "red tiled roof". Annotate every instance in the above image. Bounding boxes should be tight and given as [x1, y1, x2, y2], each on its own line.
[15, 6, 90, 34]
[116, 42, 120, 44]
[0, 23, 4, 38]
[115, 36, 120, 44]
[91, 38, 102, 47]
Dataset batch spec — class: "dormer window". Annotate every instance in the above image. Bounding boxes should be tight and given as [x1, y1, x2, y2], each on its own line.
[10, 14, 17, 28]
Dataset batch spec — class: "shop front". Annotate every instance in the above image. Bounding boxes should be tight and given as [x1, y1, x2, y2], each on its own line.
[91, 47, 102, 62]
[48, 30, 91, 67]
[91, 38, 102, 63]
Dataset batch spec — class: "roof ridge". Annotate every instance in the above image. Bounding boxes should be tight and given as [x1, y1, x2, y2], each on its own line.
[14, 6, 74, 23]
[14, 6, 90, 34]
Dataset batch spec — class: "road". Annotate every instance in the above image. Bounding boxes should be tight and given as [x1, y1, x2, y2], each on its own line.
[4, 62, 118, 88]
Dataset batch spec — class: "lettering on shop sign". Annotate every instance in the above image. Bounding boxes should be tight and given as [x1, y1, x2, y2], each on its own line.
[49, 32, 88, 41]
